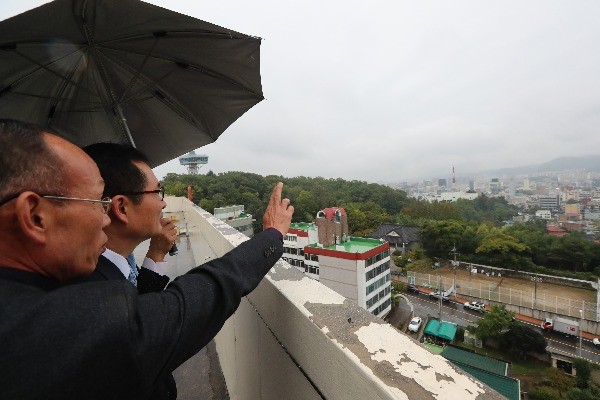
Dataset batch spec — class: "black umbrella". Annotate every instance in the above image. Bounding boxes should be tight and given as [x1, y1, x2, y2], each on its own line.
[0, 0, 263, 167]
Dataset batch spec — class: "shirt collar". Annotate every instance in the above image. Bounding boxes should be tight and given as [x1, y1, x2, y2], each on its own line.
[102, 248, 131, 279]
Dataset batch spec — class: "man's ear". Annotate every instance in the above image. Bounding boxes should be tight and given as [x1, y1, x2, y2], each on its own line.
[15, 192, 49, 244]
[110, 195, 130, 224]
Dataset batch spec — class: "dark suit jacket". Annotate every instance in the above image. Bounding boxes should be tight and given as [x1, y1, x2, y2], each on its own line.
[0, 229, 282, 400]
[72, 254, 174, 399]
[72, 254, 170, 294]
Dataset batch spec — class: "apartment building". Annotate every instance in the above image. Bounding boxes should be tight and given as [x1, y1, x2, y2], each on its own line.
[282, 208, 392, 317]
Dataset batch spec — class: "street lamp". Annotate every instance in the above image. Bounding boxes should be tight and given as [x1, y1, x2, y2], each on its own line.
[579, 309, 584, 357]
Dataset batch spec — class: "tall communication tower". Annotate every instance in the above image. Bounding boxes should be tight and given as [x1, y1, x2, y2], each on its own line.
[452, 166, 456, 189]
[178, 150, 208, 174]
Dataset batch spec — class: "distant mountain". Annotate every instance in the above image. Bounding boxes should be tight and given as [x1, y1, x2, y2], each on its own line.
[487, 155, 600, 176]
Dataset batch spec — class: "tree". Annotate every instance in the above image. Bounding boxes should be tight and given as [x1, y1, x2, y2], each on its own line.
[498, 322, 547, 357]
[419, 220, 468, 258]
[474, 228, 530, 269]
[472, 305, 513, 341]
[402, 200, 462, 221]
[572, 358, 592, 389]
[567, 386, 600, 400]
[294, 190, 317, 222]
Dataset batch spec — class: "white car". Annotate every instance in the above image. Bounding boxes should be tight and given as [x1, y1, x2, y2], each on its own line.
[464, 301, 486, 313]
[408, 316, 422, 333]
[593, 338, 600, 347]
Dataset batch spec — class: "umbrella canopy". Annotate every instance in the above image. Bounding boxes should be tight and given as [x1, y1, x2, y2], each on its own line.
[0, 0, 263, 167]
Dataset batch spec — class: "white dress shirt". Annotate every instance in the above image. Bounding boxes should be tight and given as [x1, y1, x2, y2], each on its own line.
[102, 248, 168, 278]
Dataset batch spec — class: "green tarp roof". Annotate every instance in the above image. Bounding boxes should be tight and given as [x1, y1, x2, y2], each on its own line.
[441, 345, 508, 376]
[440, 346, 519, 400]
[423, 320, 457, 341]
[450, 361, 520, 400]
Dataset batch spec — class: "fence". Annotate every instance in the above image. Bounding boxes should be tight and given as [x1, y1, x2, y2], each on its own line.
[407, 271, 598, 322]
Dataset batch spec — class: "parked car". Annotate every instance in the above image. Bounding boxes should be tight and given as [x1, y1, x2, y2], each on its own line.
[408, 316, 422, 333]
[407, 284, 420, 294]
[464, 301, 486, 313]
[428, 291, 450, 302]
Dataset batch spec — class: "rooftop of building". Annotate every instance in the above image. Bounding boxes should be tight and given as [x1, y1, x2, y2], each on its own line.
[369, 223, 420, 243]
[229, 212, 251, 219]
[307, 236, 386, 253]
[290, 222, 316, 230]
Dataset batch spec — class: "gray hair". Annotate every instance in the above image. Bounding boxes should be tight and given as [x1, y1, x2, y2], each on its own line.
[0, 120, 66, 202]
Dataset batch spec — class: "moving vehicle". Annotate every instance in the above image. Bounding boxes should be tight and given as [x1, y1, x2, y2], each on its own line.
[464, 301, 486, 313]
[428, 291, 450, 302]
[407, 284, 420, 294]
[408, 316, 422, 333]
[541, 317, 579, 336]
[593, 338, 600, 347]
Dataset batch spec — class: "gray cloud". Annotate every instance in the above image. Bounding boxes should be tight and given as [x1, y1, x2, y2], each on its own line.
[4, 1, 600, 182]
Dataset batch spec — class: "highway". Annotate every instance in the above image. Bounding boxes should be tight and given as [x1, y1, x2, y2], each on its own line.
[404, 292, 600, 364]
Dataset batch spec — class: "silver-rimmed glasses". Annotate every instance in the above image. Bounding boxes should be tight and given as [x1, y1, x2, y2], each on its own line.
[121, 187, 165, 201]
[42, 195, 112, 214]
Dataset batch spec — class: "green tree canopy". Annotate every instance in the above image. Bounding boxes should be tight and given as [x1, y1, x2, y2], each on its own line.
[472, 305, 513, 341]
[499, 322, 547, 357]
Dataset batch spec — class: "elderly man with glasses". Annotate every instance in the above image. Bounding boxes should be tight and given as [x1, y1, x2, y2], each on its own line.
[0, 120, 293, 399]
[71, 143, 178, 296]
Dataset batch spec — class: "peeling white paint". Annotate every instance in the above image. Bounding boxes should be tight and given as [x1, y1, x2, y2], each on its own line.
[270, 277, 346, 315]
[328, 337, 411, 400]
[354, 323, 486, 399]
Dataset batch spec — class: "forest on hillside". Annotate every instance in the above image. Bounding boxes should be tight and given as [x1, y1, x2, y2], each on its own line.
[162, 171, 518, 234]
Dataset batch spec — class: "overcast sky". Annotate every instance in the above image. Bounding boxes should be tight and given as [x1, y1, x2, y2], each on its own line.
[3, 1, 600, 183]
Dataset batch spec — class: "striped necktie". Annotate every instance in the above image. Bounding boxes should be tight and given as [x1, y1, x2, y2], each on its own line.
[126, 253, 138, 286]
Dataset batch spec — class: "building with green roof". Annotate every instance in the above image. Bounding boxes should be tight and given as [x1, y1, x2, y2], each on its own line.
[284, 208, 392, 317]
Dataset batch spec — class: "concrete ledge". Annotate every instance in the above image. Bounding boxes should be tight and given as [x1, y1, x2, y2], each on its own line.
[167, 197, 505, 400]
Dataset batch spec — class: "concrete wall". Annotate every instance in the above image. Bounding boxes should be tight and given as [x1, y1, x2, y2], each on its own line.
[319, 256, 358, 301]
[461, 262, 598, 291]
[166, 197, 505, 400]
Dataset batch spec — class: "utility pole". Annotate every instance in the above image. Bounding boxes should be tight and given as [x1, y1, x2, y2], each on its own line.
[579, 309, 584, 357]
[531, 274, 543, 309]
[450, 243, 460, 299]
[438, 274, 443, 321]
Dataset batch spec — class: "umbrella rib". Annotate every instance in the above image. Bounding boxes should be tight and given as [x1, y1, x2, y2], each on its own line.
[46, 49, 90, 127]
[96, 50, 212, 135]
[1, 48, 103, 102]
[100, 44, 263, 98]
[98, 30, 261, 45]
[118, 36, 161, 104]
[80, 9, 133, 145]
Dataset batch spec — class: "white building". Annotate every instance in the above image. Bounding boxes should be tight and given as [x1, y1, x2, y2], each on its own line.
[282, 208, 392, 318]
[214, 205, 254, 237]
[420, 191, 479, 202]
[535, 210, 552, 220]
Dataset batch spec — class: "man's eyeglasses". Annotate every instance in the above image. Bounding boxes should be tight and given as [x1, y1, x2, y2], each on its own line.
[0, 192, 111, 214]
[121, 187, 165, 201]
[42, 195, 112, 214]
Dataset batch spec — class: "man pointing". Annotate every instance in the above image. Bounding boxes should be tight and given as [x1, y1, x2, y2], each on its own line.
[0, 120, 293, 400]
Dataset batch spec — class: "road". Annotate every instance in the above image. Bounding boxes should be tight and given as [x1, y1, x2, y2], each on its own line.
[404, 292, 600, 364]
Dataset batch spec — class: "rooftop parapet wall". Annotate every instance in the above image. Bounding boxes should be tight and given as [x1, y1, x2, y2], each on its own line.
[165, 196, 505, 400]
